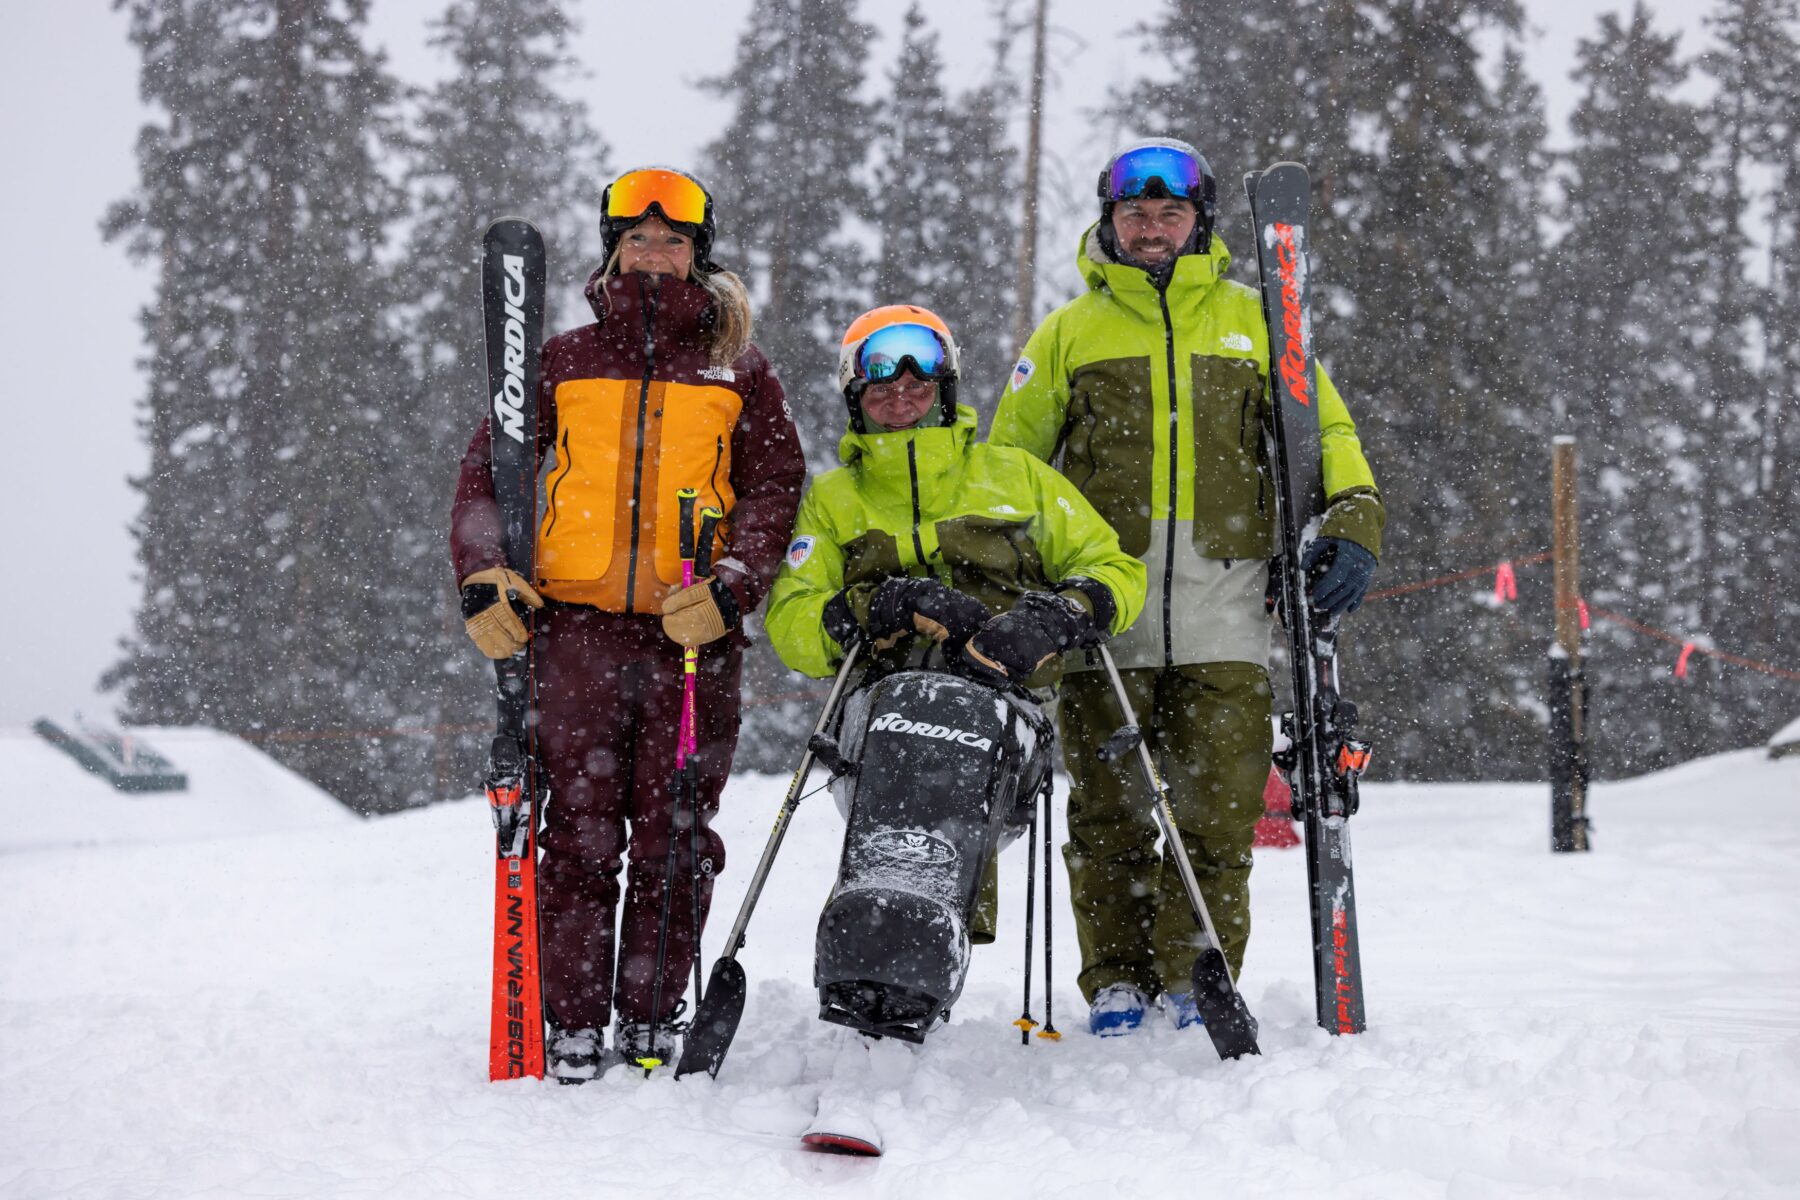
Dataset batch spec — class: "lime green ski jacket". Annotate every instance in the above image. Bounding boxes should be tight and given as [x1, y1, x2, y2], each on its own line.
[765, 404, 1147, 681]
[989, 224, 1384, 668]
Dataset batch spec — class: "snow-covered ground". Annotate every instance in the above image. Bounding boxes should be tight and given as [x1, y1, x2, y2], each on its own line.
[3, 740, 1798, 1198]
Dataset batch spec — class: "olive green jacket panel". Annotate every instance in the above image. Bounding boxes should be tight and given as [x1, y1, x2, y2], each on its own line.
[989, 224, 1384, 559]
[764, 406, 1148, 679]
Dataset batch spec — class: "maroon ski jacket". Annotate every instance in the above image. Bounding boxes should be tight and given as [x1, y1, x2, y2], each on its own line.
[452, 269, 805, 623]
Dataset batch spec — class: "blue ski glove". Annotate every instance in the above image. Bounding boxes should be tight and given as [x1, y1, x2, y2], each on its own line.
[1302, 537, 1376, 618]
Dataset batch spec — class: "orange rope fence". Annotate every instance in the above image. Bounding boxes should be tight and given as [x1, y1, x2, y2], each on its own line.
[1365, 548, 1800, 682]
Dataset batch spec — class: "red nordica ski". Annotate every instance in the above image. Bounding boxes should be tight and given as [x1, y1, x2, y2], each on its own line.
[481, 218, 547, 1080]
[1244, 164, 1370, 1036]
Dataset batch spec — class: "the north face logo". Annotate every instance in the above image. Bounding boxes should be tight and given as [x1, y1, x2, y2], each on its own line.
[700, 365, 737, 383]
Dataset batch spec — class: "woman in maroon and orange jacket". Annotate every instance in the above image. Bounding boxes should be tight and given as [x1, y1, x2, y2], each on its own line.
[450, 168, 805, 1079]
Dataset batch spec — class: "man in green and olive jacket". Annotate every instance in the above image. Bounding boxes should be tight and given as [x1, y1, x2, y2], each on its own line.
[991, 138, 1385, 1036]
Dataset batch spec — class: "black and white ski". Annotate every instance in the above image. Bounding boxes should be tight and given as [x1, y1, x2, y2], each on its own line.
[482, 218, 549, 1080]
[1244, 164, 1369, 1036]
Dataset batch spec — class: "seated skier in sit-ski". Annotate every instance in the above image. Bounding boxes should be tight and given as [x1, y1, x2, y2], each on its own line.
[762, 305, 1146, 1153]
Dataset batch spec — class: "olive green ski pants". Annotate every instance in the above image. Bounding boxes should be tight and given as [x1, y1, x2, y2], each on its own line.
[1058, 661, 1272, 1002]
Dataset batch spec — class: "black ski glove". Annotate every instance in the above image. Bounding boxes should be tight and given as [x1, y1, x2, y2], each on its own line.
[964, 590, 1102, 681]
[1302, 537, 1377, 617]
[862, 576, 991, 650]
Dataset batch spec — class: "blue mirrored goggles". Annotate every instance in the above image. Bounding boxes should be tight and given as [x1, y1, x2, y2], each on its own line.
[855, 323, 951, 383]
[1106, 144, 1204, 202]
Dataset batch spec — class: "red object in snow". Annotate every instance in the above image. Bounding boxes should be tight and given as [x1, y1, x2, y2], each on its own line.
[1254, 766, 1301, 848]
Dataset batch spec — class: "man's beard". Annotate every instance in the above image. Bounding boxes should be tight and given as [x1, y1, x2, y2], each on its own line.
[1124, 238, 1176, 266]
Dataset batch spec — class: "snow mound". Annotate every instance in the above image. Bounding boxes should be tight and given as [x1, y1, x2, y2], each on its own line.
[2, 747, 1797, 1197]
[1769, 715, 1800, 756]
[0, 724, 355, 854]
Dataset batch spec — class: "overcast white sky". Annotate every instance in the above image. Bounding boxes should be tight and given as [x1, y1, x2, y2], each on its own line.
[0, 0, 1713, 727]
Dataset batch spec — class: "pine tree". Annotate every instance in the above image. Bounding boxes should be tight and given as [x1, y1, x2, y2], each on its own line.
[105, 0, 415, 810]
[870, 3, 1018, 425]
[1690, 0, 1800, 748]
[398, 0, 609, 801]
[701, 0, 876, 469]
[1551, 4, 1715, 773]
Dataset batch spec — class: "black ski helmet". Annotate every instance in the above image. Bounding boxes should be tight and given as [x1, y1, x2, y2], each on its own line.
[1097, 137, 1218, 249]
[599, 166, 720, 273]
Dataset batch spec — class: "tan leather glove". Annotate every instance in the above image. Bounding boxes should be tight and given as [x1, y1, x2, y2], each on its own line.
[460, 566, 544, 659]
[660, 577, 740, 648]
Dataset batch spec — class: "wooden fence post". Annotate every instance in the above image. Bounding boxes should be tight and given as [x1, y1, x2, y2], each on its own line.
[1549, 436, 1591, 852]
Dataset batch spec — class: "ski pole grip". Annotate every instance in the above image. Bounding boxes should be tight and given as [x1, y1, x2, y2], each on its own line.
[695, 507, 724, 577]
[676, 489, 699, 564]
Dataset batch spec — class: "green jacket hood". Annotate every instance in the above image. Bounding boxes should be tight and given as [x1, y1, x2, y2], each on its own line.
[1076, 220, 1233, 306]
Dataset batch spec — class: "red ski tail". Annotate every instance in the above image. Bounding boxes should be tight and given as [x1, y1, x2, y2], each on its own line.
[488, 782, 544, 1081]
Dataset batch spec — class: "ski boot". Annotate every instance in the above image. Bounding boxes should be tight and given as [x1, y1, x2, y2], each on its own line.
[1087, 984, 1149, 1037]
[616, 1018, 683, 1072]
[547, 1025, 604, 1085]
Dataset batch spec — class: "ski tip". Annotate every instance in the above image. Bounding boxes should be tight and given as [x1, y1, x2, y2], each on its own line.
[802, 1131, 883, 1158]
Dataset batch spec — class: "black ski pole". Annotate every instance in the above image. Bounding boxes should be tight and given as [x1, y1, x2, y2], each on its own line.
[1038, 772, 1060, 1041]
[674, 641, 863, 1079]
[1015, 800, 1039, 1044]
[642, 490, 700, 1072]
[688, 506, 724, 1011]
[1095, 644, 1260, 1059]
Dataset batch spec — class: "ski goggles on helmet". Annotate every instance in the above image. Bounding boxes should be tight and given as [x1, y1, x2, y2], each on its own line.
[605, 168, 710, 228]
[1104, 143, 1205, 202]
[853, 323, 953, 385]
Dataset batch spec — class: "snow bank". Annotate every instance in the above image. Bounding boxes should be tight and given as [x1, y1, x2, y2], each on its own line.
[2, 748, 1797, 1198]
[0, 725, 355, 854]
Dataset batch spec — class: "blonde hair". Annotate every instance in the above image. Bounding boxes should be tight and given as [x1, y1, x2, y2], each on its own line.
[601, 244, 753, 367]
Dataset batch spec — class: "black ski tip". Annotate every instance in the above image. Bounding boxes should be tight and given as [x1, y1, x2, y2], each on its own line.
[483, 215, 543, 238]
[673, 957, 746, 1080]
[1190, 948, 1261, 1061]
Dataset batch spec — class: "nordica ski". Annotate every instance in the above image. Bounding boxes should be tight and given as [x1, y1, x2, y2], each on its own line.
[482, 218, 548, 1080]
[1244, 164, 1369, 1036]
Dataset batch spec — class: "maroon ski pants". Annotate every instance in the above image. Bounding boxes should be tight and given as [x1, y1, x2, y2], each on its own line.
[532, 604, 741, 1032]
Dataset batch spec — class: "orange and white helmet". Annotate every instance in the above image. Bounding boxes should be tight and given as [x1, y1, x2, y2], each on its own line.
[836, 304, 960, 431]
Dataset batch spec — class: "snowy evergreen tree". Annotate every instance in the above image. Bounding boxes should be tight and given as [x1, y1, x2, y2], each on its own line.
[701, 0, 876, 468]
[870, 3, 1018, 425]
[1689, 0, 1800, 751]
[1549, 4, 1714, 772]
[398, 0, 609, 801]
[105, 0, 415, 810]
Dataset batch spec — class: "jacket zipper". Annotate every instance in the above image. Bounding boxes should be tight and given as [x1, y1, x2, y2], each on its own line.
[542, 428, 572, 540]
[708, 434, 726, 513]
[623, 277, 657, 613]
[907, 440, 929, 571]
[1159, 290, 1179, 669]
[1244, 387, 1268, 518]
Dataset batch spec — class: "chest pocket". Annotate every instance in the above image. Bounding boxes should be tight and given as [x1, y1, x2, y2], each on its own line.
[937, 515, 1044, 612]
[1188, 354, 1273, 559]
[1061, 356, 1156, 557]
[652, 382, 743, 584]
[538, 377, 630, 582]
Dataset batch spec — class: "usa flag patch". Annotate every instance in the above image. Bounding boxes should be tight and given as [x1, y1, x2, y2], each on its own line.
[1009, 357, 1035, 391]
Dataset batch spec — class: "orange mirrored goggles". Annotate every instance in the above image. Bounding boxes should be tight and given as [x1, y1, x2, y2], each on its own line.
[604, 169, 709, 227]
